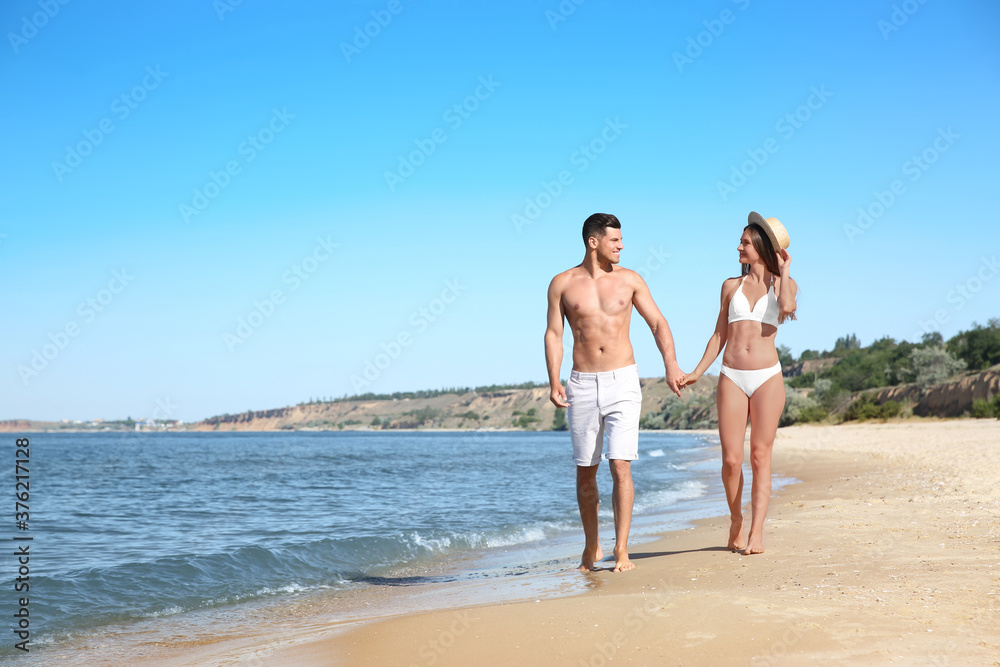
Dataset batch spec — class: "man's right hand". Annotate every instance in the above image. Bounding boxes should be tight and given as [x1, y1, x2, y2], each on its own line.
[550, 385, 570, 408]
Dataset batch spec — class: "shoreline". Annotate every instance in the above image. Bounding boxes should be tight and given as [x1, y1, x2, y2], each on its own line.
[237, 420, 1000, 665]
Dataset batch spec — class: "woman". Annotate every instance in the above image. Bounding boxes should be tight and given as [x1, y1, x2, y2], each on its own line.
[681, 212, 797, 555]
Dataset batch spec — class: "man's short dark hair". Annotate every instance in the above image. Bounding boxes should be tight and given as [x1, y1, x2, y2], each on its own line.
[582, 213, 621, 246]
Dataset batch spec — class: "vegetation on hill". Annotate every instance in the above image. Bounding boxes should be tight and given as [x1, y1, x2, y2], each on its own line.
[297, 381, 550, 406]
[642, 319, 1000, 429]
[786, 319, 999, 425]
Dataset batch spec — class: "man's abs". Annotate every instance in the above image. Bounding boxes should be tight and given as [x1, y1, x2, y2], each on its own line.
[570, 336, 636, 373]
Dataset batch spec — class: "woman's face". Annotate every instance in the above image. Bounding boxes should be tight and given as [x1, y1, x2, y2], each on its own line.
[737, 230, 758, 264]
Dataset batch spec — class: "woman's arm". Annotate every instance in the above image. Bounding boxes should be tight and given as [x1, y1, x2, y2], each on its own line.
[680, 280, 734, 387]
[775, 249, 797, 320]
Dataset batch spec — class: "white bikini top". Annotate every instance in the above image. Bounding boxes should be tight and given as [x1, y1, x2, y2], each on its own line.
[728, 275, 780, 327]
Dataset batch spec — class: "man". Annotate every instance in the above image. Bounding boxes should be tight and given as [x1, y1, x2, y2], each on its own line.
[545, 213, 684, 572]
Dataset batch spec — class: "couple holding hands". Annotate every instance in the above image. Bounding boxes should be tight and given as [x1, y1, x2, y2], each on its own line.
[544, 212, 797, 572]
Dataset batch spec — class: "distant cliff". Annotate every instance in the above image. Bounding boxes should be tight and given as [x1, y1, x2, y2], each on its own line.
[873, 366, 1000, 417]
[189, 375, 719, 432]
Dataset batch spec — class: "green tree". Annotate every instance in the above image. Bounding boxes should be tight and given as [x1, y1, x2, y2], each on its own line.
[832, 333, 861, 356]
[906, 345, 967, 389]
[921, 331, 944, 346]
[947, 321, 1000, 371]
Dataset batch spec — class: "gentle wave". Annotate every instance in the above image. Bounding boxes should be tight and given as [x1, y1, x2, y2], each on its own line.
[24, 430, 723, 650]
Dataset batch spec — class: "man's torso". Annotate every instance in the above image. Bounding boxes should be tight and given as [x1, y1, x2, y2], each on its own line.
[559, 266, 637, 373]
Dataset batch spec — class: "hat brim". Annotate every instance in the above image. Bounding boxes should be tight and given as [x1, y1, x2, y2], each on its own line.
[747, 211, 783, 252]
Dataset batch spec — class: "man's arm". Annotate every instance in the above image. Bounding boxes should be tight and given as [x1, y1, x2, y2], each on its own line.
[630, 272, 683, 397]
[544, 275, 570, 408]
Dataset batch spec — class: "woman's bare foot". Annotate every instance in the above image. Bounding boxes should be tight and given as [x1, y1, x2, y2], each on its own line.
[743, 532, 764, 555]
[577, 544, 603, 571]
[612, 546, 635, 572]
[728, 515, 746, 551]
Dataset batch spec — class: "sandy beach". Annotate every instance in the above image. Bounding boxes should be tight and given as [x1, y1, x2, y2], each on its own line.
[200, 420, 1000, 666]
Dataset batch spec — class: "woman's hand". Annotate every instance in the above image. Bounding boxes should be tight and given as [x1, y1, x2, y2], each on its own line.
[776, 248, 792, 274]
[679, 371, 702, 388]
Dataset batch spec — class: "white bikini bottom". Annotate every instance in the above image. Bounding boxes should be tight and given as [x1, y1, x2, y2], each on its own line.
[720, 362, 782, 398]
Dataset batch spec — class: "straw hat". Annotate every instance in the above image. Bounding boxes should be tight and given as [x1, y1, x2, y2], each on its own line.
[748, 211, 790, 251]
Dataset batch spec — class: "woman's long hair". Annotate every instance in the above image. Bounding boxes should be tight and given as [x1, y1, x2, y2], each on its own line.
[742, 224, 796, 323]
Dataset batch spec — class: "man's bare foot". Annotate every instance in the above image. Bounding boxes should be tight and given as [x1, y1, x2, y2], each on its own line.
[728, 515, 746, 551]
[612, 547, 635, 572]
[743, 533, 764, 555]
[577, 544, 603, 571]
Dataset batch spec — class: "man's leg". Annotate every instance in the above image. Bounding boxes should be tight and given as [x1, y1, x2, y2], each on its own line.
[609, 459, 635, 571]
[576, 464, 603, 571]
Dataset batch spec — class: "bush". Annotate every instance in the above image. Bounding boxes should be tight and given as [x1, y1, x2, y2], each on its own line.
[515, 414, 539, 429]
[905, 345, 967, 389]
[642, 393, 716, 430]
[404, 407, 440, 423]
[780, 389, 829, 426]
[971, 399, 994, 419]
[844, 393, 901, 421]
[552, 407, 567, 431]
[798, 405, 830, 423]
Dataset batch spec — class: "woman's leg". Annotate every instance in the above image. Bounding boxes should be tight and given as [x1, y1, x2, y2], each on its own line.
[745, 373, 786, 554]
[717, 373, 750, 550]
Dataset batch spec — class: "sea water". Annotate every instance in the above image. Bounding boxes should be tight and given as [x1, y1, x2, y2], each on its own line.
[4, 429, 764, 662]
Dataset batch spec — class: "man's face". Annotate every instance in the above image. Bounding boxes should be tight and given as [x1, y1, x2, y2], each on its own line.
[592, 228, 623, 264]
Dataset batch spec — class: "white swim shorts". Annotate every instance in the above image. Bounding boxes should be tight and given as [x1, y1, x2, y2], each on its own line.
[565, 364, 642, 467]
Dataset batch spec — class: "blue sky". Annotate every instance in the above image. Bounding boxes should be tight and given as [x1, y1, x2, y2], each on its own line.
[2, 0, 998, 423]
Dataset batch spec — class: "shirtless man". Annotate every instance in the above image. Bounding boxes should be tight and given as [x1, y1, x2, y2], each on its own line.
[545, 213, 684, 572]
